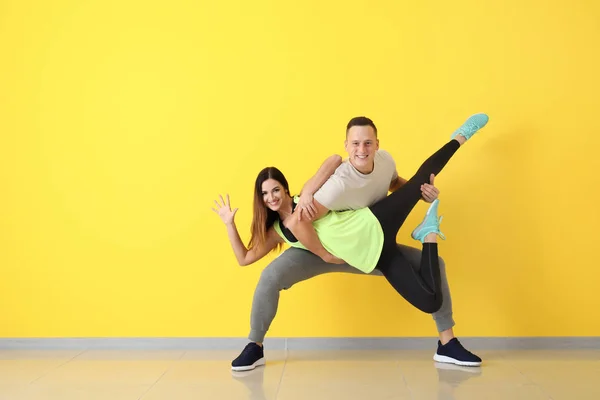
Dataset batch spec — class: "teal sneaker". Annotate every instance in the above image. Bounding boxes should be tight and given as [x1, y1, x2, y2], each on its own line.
[411, 199, 446, 243]
[450, 113, 489, 141]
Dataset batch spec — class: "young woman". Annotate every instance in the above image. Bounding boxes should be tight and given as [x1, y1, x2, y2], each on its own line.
[212, 114, 488, 313]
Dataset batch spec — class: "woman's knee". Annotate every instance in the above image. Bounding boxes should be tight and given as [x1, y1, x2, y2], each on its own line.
[259, 264, 287, 290]
[258, 258, 302, 291]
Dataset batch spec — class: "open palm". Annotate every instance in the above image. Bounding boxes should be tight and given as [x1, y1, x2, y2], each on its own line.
[212, 194, 238, 224]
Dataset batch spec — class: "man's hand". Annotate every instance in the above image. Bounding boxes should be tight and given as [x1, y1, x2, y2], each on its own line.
[420, 174, 440, 203]
[297, 192, 318, 221]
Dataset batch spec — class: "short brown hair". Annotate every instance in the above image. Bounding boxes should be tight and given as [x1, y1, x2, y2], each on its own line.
[346, 116, 377, 137]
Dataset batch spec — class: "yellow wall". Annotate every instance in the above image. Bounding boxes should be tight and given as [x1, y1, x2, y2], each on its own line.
[1, 0, 599, 338]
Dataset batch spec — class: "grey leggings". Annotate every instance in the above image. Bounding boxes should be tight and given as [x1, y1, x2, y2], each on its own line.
[249, 245, 455, 343]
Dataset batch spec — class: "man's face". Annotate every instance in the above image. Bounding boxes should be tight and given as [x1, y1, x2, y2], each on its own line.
[345, 125, 379, 174]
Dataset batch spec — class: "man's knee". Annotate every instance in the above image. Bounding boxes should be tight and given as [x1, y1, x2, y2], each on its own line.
[422, 297, 443, 314]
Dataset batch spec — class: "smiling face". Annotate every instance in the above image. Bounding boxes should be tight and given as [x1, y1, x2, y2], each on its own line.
[261, 178, 288, 212]
[345, 125, 379, 174]
[249, 167, 290, 252]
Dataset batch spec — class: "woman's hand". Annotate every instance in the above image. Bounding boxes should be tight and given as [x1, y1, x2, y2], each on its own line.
[322, 252, 346, 265]
[212, 194, 238, 225]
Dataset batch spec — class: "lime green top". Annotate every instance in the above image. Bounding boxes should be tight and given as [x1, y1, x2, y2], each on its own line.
[273, 206, 384, 274]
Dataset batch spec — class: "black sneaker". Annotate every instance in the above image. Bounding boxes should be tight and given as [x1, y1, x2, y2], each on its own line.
[231, 343, 266, 371]
[433, 338, 482, 367]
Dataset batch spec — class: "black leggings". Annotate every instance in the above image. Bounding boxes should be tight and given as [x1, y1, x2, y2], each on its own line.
[368, 140, 460, 313]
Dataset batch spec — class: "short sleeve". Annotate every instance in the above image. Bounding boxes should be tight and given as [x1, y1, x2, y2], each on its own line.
[313, 176, 344, 209]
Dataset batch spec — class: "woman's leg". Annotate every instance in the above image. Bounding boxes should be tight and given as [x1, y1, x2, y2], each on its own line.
[369, 140, 459, 236]
[371, 113, 489, 313]
[377, 240, 442, 314]
[369, 113, 488, 238]
[375, 199, 445, 313]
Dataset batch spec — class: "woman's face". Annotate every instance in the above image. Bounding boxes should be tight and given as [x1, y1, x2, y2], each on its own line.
[261, 178, 287, 211]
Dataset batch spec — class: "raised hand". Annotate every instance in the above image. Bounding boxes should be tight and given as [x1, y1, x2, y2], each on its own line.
[211, 194, 238, 225]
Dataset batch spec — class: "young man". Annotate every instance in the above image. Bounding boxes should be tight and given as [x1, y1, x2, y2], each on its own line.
[231, 115, 486, 371]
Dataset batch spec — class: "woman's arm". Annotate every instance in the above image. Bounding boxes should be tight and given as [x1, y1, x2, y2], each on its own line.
[212, 194, 282, 266]
[226, 225, 282, 266]
[284, 210, 344, 264]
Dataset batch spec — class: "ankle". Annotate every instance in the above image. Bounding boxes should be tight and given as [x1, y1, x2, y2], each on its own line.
[454, 135, 467, 146]
[424, 233, 438, 243]
[439, 328, 455, 345]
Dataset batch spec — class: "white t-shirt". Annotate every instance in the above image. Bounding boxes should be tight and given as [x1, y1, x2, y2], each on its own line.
[313, 150, 398, 211]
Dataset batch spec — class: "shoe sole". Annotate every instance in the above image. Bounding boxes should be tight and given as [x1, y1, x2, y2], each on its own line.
[433, 353, 482, 367]
[231, 368, 264, 379]
[231, 357, 266, 371]
[434, 362, 482, 373]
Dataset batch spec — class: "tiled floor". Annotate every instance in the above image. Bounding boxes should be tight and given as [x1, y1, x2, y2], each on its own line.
[0, 348, 598, 399]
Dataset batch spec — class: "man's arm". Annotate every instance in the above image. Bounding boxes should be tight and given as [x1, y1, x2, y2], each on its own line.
[389, 172, 440, 202]
[297, 155, 342, 220]
[300, 154, 342, 196]
[389, 174, 408, 193]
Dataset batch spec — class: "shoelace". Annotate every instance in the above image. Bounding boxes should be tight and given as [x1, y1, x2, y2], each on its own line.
[436, 216, 446, 240]
[459, 121, 482, 135]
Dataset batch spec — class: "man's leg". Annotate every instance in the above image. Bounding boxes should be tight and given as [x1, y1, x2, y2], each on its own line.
[397, 243, 482, 366]
[233, 247, 379, 371]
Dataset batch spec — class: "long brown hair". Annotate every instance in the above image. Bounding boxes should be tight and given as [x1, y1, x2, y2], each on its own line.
[248, 167, 290, 253]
